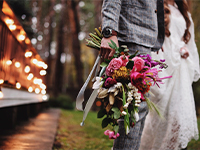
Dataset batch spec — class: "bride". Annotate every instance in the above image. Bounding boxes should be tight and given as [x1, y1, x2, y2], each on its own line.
[139, 0, 200, 150]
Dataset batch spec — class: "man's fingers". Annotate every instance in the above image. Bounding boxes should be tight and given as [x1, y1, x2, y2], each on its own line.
[104, 49, 110, 59]
[108, 49, 115, 59]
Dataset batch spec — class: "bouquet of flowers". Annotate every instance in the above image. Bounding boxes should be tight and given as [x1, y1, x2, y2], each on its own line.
[77, 28, 171, 139]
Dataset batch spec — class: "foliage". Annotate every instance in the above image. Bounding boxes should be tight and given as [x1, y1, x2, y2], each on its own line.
[49, 94, 75, 110]
[53, 109, 200, 150]
[53, 109, 113, 150]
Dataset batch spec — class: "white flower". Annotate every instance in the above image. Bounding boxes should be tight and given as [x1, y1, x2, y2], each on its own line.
[135, 100, 141, 103]
[123, 103, 129, 109]
[97, 88, 108, 98]
[92, 77, 103, 89]
[127, 97, 133, 103]
[128, 82, 134, 89]
[133, 111, 139, 122]
[135, 103, 140, 107]
[122, 111, 127, 115]
[115, 82, 122, 89]
[108, 85, 119, 96]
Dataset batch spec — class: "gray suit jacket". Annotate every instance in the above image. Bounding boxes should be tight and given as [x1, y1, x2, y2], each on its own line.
[101, 0, 165, 51]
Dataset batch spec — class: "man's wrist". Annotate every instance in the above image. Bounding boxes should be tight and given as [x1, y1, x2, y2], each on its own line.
[102, 27, 117, 38]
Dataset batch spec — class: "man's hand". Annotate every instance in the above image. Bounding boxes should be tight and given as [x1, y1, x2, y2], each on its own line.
[100, 36, 118, 60]
[180, 47, 189, 59]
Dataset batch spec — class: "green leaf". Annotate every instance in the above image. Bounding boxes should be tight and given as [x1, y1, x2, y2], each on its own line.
[97, 109, 107, 118]
[126, 60, 134, 69]
[100, 62, 108, 67]
[112, 107, 121, 119]
[110, 40, 117, 49]
[114, 125, 119, 134]
[102, 117, 109, 128]
[124, 49, 129, 52]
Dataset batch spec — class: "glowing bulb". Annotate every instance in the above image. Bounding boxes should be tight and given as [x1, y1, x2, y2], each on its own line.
[43, 64, 48, 69]
[24, 66, 30, 73]
[9, 24, 16, 30]
[0, 79, 4, 84]
[40, 83, 46, 89]
[35, 88, 40, 94]
[40, 70, 46, 76]
[0, 91, 3, 98]
[33, 78, 42, 84]
[28, 87, 33, 92]
[27, 73, 34, 80]
[25, 38, 30, 44]
[25, 51, 32, 58]
[6, 60, 12, 65]
[32, 59, 38, 64]
[42, 95, 48, 101]
[15, 62, 21, 68]
[37, 61, 43, 67]
[41, 89, 46, 95]
[18, 34, 25, 41]
[16, 82, 21, 89]
[5, 19, 14, 25]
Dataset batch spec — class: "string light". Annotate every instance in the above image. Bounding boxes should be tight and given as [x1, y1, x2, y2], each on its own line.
[25, 51, 33, 58]
[18, 34, 25, 41]
[9, 24, 16, 31]
[40, 83, 46, 89]
[6, 60, 12, 65]
[24, 66, 30, 73]
[27, 73, 34, 80]
[5, 19, 14, 25]
[25, 38, 30, 44]
[35, 88, 40, 94]
[28, 87, 33, 92]
[16, 82, 21, 89]
[0, 79, 4, 84]
[0, 87, 3, 99]
[43, 64, 48, 69]
[42, 95, 48, 101]
[41, 89, 46, 95]
[15, 62, 21, 68]
[40, 70, 46, 76]
[32, 59, 38, 64]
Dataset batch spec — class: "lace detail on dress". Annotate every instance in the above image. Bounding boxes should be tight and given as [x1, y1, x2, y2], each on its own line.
[166, 118, 180, 150]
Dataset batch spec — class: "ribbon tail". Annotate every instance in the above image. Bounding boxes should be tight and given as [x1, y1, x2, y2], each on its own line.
[76, 55, 101, 110]
[80, 89, 98, 126]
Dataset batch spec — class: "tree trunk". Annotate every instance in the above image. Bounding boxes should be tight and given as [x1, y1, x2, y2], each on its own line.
[67, 0, 83, 88]
[46, 0, 56, 95]
[53, 0, 65, 96]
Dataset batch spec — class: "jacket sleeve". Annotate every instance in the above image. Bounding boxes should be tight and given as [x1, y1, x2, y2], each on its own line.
[101, 0, 122, 32]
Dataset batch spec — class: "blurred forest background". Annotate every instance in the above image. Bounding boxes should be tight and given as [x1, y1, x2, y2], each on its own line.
[5, 0, 200, 114]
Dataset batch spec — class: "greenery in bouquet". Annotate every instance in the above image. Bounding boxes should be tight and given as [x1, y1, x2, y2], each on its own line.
[85, 28, 171, 139]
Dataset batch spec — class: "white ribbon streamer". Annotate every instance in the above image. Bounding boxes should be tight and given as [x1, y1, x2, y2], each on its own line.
[76, 55, 101, 111]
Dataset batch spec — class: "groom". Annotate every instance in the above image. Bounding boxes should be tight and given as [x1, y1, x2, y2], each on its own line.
[100, 0, 165, 149]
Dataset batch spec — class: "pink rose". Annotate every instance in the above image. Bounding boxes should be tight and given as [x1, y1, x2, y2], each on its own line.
[106, 58, 123, 76]
[119, 55, 129, 66]
[104, 77, 117, 88]
[132, 56, 145, 72]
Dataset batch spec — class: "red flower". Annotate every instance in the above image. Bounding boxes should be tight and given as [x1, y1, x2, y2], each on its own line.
[104, 77, 117, 88]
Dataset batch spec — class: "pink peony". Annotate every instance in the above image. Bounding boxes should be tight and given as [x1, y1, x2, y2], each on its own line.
[104, 77, 117, 88]
[119, 55, 129, 66]
[104, 130, 120, 139]
[130, 71, 144, 82]
[106, 58, 123, 76]
[132, 56, 145, 72]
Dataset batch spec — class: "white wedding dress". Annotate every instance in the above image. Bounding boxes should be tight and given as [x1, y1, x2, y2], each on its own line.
[139, 4, 200, 150]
